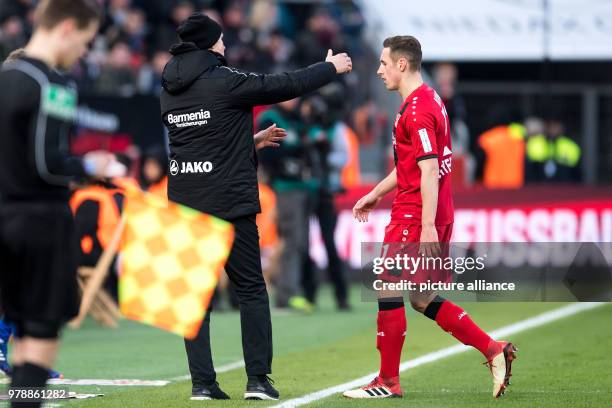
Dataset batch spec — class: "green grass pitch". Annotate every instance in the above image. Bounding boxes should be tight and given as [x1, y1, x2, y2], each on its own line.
[30, 287, 612, 407]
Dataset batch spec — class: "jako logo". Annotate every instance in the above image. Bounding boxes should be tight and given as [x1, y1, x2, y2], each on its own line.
[170, 160, 179, 176]
[170, 160, 213, 175]
[167, 109, 211, 128]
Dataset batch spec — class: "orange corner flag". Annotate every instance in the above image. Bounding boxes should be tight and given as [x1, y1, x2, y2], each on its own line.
[119, 190, 233, 339]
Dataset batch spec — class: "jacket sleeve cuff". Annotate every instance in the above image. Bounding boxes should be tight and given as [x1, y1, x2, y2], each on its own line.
[313, 61, 337, 79]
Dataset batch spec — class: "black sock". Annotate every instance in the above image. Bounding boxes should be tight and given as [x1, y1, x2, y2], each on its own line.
[378, 297, 404, 311]
[423, 295, 446, 321]
[9, 363, 22, 376]
[10, 362, 49, 408]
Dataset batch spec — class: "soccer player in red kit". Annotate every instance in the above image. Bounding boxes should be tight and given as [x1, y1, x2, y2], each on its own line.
[343, 36, 516, 399]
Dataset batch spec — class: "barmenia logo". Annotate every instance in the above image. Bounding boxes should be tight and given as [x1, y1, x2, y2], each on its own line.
[167, 109, 211, 128]
[169, 160, 213, 176]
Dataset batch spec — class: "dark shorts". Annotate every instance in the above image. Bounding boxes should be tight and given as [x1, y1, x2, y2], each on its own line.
[0, 201, 80, 328]
[380, 223, 454, 284]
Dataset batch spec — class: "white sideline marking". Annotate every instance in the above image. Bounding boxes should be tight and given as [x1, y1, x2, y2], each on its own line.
[168, 359, 245, 382]
[0, 361, 246, 386]
[0, 378, 168, 386]
[47, 379, 168, 386]
[272, 303, 606, 408]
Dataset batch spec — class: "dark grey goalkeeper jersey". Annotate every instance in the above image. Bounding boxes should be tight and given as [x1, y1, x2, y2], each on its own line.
[0, 56, 86, 203]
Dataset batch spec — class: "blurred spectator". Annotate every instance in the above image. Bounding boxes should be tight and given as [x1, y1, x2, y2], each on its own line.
[70, 183, 122, 268]
[433, 63, 469, 149]
[433, 62, 475, 186]
[222, 1, 250, 48]
[256, 172, 283, 288]
[0, 0, 31, 20]
[524, 117, 547, 183]
[249, 0, 279, 35]
[140, 145, 168, 197]
[0, 14, 26, 61]
[95, 41, 137, 96]
[301, 85, 352, 310]
[257, 98, 314, 311]
[434, 64, 465, 121]
[171, 2, 196, 29]
[316, 83, 361, 190]
[154, 0, 195, 53]
[256, 28, 293, 73]
[294, 7, 346, 68]
[327, 0, 365, 56]
[123, 8, 148, 54]
[202, 7, 222, 25]
[107, 0, 132, 28]
[525, 118, 582, 183]
[70, 182, 124, 299]
[222, 1, 259, 70]
[478, 122, 526, 189]
[138, 50, 171, 95]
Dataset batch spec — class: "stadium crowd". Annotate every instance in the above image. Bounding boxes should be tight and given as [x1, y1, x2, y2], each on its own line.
[0, 0, 372, 102]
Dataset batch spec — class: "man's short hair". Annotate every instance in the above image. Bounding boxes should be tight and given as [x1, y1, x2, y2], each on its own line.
[383, 36, 422, 72]
[34, 0, 102, 30]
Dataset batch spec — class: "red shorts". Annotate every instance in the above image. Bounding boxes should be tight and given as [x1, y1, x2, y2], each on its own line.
[378, 223, 453, 285]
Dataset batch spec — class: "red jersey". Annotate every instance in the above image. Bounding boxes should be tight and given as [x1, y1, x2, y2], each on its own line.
[391, 83, 454, 225]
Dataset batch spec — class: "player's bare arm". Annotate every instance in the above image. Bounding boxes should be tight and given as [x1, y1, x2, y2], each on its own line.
[353, 168, 397, 222]
[418, 158, 441, 257]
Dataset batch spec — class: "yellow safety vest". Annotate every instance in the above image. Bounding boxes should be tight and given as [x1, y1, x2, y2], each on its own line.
[526, 135, 581, 167]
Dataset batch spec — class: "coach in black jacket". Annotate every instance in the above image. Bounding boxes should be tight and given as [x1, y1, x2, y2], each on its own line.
[160, 13, 352, 401]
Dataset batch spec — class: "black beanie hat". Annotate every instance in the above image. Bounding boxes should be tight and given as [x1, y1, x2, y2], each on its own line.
[176, 12, 222, 50]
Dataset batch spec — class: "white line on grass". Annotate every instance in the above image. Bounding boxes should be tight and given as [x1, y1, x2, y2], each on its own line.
[272, 302, 605, 408]
[0, 360, 247, 386]
[0, 378, 170, 386]
[167, 359, 245, 382]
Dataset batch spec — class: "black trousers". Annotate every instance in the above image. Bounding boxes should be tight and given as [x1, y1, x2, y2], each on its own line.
[303, 191, 347, 305]
[184, 215, 272, 387]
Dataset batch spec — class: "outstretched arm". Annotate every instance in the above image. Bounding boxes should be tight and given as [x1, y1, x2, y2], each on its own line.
[225, 50, 352, 107]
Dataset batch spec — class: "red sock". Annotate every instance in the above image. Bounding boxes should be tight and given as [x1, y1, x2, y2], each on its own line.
[376, 307, 406, 381]
[435, 301, 501, 360]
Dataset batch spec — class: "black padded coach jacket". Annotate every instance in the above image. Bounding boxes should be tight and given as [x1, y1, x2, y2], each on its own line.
[160, 42, 337, 220]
